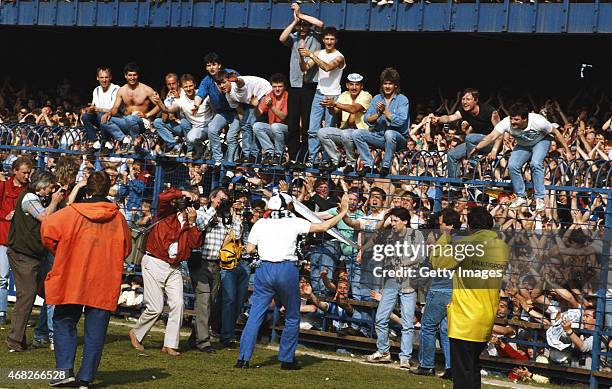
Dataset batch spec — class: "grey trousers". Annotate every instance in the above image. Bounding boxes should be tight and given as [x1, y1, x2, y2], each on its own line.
[188, 260, 221, 349]
[7, 249, 42, 350]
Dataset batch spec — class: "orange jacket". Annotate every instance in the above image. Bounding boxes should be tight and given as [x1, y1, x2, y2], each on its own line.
[41, 200, 132, 311]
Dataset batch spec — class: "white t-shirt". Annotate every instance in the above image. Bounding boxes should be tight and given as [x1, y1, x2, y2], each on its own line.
[316, 49, 345, 96]
[91, 84, 120, 110]
[227, 76, 272, 108]
[247, 217, 311, 262]
[170, 94, 214, 126]
[358, 210, 385, 232]
[494, 113, 552, 147]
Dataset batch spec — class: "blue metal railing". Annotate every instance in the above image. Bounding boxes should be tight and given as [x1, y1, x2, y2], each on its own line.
[1, 123, 611, 387]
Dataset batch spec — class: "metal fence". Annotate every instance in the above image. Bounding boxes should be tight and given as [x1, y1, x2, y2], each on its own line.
[2, 123, 611, 388]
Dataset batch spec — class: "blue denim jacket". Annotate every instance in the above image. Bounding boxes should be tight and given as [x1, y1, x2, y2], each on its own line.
[364, 93, 410, 137]
[195, 68, 240, 120]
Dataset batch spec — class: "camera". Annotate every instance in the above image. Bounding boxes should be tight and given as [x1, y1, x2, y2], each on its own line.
[218, 198, 232, 217]
[175, 196, 200, 211]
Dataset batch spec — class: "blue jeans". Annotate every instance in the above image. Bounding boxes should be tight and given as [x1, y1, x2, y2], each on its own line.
[309, 241, 340, 296]
[208, 114, 239, 164]
[230, 106, 260, 160]
[253, 122, 288, 156]
[347, 259, 372, 336]
[220, 261, 250, 343]
[318, 127, 356, 165]
[82, 112, 127, 143]
[115, 115, 146, 138]
[307, 91, 338, 162]
[419, 289, 452, 369]
[185, 123, 209, 146]
[375, 288, 417, 360]
[153, 118, 191, 148]
[53, 304, 111, 383]
[34, 254, 55, 341]
[353, 129, 406, 168]
[447, 133, 491, 179]
[508, 138, 551, 199]
[0, 246, 8, 315]
[239, 261, 300, 363]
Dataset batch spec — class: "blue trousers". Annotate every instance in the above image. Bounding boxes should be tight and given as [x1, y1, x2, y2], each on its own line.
[220, 261, 250, 343]
[238, 261, 300, 363]
[418, 289, 452, 370]
[53, 304, 111, 383]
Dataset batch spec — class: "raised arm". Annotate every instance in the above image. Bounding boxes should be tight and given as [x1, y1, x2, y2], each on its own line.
[310, 195, 348, 233]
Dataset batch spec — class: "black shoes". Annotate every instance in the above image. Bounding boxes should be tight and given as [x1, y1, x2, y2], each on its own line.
[379, 167, 390, 177]
[280, 360, 302, 370]
[197, 345, 216, 353]
[49, 369, 75, 387]
[411, 366, 435, 376]
[439, 368, 452, 380]
[234, 360, 250, 369]
[221, 340, 237, 349]
[0, 314, 6, 326]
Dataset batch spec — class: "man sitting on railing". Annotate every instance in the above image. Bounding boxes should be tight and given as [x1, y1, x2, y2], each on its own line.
[469, 102, 569, 212]
[101, 62, 160, 153]
[353, 68, 409, 177]
[81, 67, 125, 154]
[428, 88, 501, 185]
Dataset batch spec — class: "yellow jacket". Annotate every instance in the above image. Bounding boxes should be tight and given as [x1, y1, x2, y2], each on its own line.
[432, 230, 510, 342]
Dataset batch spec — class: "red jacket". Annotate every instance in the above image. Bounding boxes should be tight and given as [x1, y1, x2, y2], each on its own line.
[41, 200, 132, 312]
[0, 177, 27, 245]
[145, 188, 202, 264]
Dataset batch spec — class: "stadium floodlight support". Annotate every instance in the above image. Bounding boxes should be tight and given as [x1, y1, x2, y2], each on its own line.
[0, 0, 611, 34]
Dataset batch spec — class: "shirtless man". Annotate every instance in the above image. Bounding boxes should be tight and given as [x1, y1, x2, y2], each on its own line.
[102, 62, 159, 147]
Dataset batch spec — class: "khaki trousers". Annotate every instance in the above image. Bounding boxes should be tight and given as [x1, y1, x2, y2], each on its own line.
[132, 254, 184, 349]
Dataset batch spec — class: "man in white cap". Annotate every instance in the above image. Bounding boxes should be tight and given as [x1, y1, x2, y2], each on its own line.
[235, 192, 349, 370]
[317, 73, 372, 172]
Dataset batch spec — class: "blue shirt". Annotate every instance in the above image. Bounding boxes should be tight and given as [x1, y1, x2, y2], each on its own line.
[195, 68, 240, 120]
[365, 93, 410, 137]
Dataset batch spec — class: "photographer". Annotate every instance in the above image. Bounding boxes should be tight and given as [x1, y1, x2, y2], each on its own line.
[5, 170, 62, 352]
[189, 187, 243, 352]
[129, 186, 201, 356]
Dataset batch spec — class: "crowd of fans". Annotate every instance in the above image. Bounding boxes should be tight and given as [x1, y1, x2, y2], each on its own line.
[0, 1, 611, 385]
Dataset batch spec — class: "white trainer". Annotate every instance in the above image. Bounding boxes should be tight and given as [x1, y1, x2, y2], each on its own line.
[365, 351, 391, 363]
[509, 196, 528, 209]
[535, 198, 546, 212]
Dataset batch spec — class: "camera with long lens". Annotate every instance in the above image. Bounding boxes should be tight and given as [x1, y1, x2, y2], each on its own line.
[217, 198, 232, 218]
[175, 196, 201, 211]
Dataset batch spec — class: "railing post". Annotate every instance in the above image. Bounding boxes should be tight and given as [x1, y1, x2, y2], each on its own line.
[151, 161, 164, 217]
[590, 195, 612, 388]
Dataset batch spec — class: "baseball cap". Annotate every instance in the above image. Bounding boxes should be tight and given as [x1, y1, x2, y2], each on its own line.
[346, 73, 364, 83]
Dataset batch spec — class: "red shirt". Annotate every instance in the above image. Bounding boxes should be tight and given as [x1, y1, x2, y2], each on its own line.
[145, 188, 202, 264]
[258, 91, 288, 125]
[0, 177, 27, 245]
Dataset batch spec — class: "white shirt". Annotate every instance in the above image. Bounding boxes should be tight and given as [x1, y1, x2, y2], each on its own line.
[169, 93, 214, 126]
[91, 84, 120, 110]
[247, 217, 311, 262]
[226, 76, 272, 108]
[494, 113, 552, 147]
[316, 49, 345, 96]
